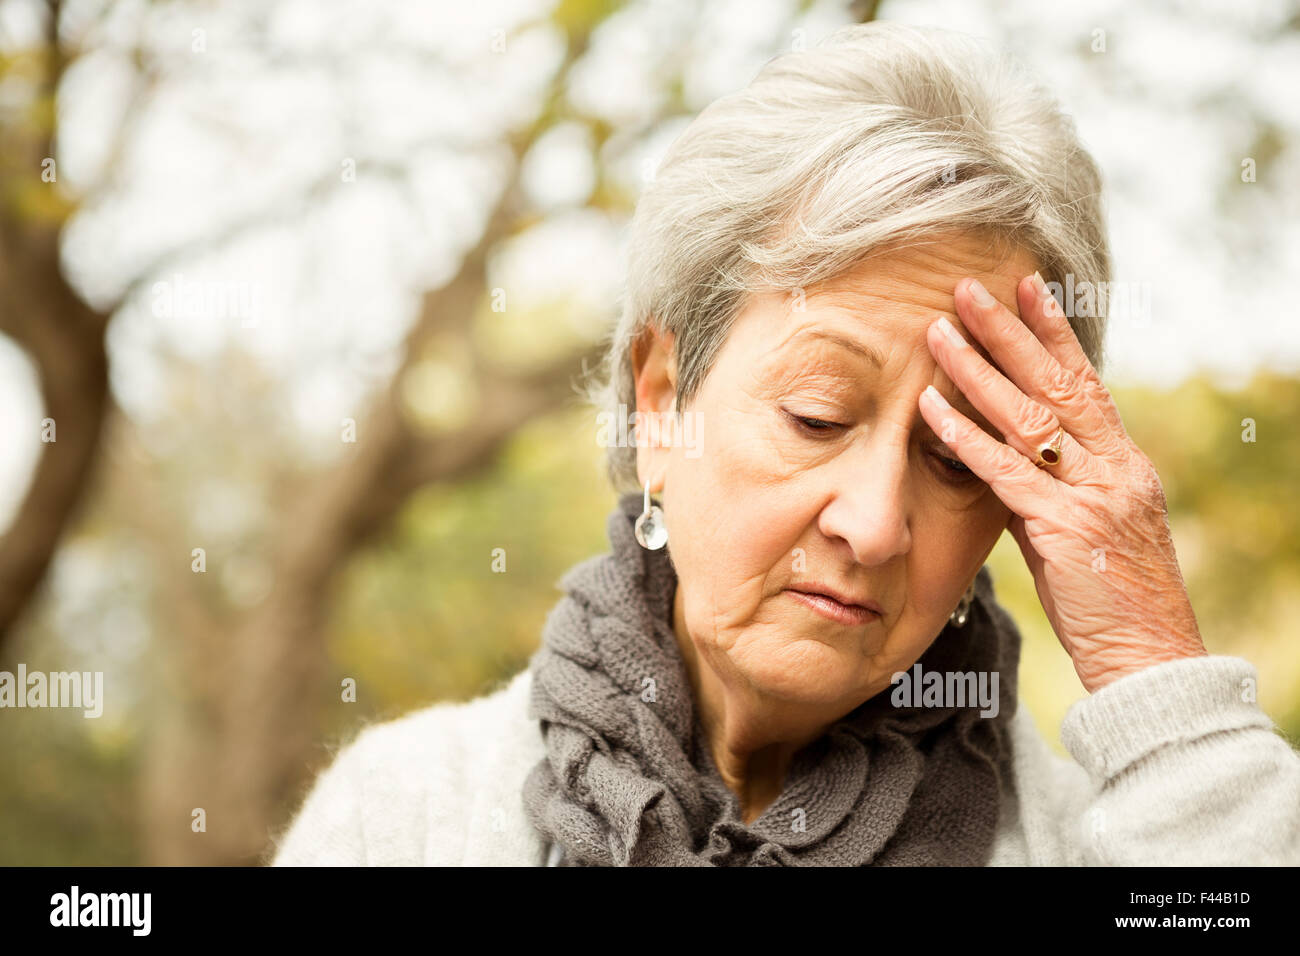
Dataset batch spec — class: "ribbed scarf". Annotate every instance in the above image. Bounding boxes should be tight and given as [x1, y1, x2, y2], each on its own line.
[521, 491, 1022, 866]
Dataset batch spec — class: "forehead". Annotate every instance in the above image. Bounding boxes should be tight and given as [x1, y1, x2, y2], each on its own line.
[808, 233, 1039, 332]
[757, 234, 1041, 432]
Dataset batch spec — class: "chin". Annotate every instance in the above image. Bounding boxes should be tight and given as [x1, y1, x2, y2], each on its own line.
[727, 638, 867, 706]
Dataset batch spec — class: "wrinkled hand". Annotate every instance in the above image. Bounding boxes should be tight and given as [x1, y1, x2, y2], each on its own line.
[918, 272, 1206, 694]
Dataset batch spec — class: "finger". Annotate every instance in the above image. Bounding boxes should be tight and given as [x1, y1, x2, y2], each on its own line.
[955, 277, 1123, 460]
[1016, 273, 1128, 438]
[1006, 514, 1047, 591]
[925, 316, 1090, 484]
[918, 383, 1059, 518]
[1006, 513, 1031, 566]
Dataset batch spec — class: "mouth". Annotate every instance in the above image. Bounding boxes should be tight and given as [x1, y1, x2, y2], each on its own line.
[784, 589, 882, 627]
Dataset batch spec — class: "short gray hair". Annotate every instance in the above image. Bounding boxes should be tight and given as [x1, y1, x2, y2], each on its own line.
[587, 21, 1112, 495]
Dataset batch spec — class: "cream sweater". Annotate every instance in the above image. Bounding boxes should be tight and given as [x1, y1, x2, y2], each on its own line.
[269, 654, 1300, 866]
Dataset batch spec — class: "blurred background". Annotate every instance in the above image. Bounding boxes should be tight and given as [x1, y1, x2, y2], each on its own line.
[0, 0, 1297, 865]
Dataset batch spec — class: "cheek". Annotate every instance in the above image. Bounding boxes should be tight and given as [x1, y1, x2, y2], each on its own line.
[662, 407, 816, 630]
[906, 503, 1006, 615]
[866, 512, 1005, 684]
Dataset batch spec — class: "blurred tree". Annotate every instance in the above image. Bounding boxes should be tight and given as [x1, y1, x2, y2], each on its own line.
[0, 0, 110, 648]
[0, 0, 871, 865]
[128, 6, 616, 865]
[0, 0, 622, 864]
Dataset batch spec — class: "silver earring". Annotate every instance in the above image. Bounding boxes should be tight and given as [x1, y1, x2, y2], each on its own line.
[633, 480, 668, 550]
[948, 583, 975, 627]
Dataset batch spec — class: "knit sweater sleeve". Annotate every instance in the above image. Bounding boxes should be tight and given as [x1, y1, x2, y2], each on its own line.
[266, 671, 540, 866]
[266, 701, 473, 866]
[268, 729, 371, 866]
[1051, 653, 1300, 865]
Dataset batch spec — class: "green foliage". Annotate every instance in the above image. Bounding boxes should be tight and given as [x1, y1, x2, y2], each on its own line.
[0, 629, 140, 865]
[323, 406, 616, 733]
[552, 0, 625, 40]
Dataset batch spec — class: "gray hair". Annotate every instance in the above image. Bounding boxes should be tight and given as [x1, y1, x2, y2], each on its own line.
[586, 21, 1112, 495]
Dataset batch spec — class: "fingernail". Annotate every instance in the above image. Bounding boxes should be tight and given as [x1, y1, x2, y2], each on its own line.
[1030, 271, 1047, 297]
[923, 385, 951, 409]
[936, 316, 968, 349]
[967, 278, 996, 308]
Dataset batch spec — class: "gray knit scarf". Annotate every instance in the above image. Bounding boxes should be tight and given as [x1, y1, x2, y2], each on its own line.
[521, 491, 1022, 866]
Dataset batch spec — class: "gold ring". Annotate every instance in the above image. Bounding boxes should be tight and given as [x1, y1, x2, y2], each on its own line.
[1032, 426, 1066, 468]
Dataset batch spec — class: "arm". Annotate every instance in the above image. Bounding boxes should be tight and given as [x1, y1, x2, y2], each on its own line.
[268, 733, 370, 866]
[1058, 654, 1300, 865]
[265, 686, 513, 866]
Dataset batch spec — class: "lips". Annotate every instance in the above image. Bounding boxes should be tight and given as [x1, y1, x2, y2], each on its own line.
[784, 586, 882, 626]
[790, 582, 883, 615]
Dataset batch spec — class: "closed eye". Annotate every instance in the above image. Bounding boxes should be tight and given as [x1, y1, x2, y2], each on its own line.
[788, 413, 844, 434]
[790, 418, 842, 434]
[786, 409, 981, 485]
[931, 449, 982, 485]
[934, 452, 972, 475]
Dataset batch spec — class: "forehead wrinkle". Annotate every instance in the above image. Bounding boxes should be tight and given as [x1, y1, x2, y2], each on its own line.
[755, 339, 866, 399]
[780, 326, 886, 369]
[811, 295, 1001, 368]
[760, 339, 1002, 441]
[809, 284, 956, 323]
[813, 231, 1031, 303]
[761, 295, 1007, 442]
[774, 315, 1003, 432]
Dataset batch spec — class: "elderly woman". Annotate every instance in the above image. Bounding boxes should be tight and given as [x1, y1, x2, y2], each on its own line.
[271, 22, 1300, 866]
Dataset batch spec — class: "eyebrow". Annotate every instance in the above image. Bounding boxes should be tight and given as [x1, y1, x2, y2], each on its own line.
[787, 326, 1001, 436]
[795, 330, 887, 369]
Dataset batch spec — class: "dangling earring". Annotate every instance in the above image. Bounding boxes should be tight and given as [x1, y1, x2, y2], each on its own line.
[633, 480, 668, 550]
[948, 582, 975, 627]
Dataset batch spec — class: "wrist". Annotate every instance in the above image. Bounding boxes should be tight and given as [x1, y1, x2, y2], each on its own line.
[1077, 639, 1209, 694]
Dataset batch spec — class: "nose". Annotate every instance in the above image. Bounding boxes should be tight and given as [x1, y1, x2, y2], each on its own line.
[815, 438, 912, 567]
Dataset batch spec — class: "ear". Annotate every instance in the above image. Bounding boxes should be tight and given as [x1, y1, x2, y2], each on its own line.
[631, 322, 677, 491]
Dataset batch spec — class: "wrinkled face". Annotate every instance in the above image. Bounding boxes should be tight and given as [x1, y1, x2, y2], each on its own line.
[635, 234, 1038, 716]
